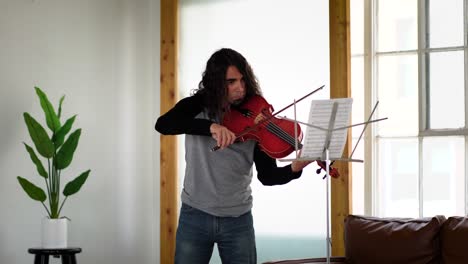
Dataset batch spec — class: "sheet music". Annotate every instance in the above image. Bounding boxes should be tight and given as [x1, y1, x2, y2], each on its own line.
[301, 98, 353, 160]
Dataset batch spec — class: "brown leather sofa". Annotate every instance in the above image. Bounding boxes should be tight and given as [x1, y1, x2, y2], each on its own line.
[263, 215, 468, 264]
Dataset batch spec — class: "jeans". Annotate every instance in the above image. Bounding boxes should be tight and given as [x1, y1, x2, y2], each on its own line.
[175, 203, 257, 264]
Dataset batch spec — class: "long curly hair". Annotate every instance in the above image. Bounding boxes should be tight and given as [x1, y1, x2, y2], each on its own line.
[194, 48, 262, 120]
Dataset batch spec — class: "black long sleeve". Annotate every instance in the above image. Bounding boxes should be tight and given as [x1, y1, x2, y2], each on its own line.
[254, 144, 302, 186]
[155, 93, 213, 136]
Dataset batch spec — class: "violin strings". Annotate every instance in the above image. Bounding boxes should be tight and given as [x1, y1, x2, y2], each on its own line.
[266, 122, 292, 142]
[266, 122, 302, 148]
[248, 110, 300, 146]
[243, 109, 302, 148]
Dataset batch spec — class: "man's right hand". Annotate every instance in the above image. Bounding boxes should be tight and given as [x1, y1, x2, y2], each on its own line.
[210, 123, 236, 149]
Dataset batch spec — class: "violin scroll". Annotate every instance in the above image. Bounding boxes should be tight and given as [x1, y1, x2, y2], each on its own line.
[316, 160, 340, 178]
[211, 145, 220, 152]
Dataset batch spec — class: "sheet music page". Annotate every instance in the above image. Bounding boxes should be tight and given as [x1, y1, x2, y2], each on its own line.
[301, 98, 353, 160]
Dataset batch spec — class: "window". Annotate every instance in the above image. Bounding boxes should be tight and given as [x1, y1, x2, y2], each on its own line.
[352, 0, 467, 217]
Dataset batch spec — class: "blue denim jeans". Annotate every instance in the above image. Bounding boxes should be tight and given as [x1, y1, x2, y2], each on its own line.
[175, 203, 257, 264]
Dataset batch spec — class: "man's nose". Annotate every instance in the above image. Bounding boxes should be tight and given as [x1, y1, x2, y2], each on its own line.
[237, 80, 245, 92]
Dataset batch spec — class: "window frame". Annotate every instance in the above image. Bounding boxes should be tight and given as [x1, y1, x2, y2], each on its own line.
[361, 0, 468, 216]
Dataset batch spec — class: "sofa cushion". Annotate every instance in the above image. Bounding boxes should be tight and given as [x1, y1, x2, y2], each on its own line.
[344, 214, 446, 264]
[441, 216, 468, 264]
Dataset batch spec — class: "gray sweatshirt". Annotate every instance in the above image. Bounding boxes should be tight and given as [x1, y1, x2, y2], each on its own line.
[155, 94, 303, 217]
[182, 125, 257, 217]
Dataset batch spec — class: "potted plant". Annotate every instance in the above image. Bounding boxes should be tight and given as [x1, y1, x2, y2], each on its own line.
[17, 87, 90, 248]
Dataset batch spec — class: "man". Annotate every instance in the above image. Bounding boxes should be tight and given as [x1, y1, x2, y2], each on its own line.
[155, 48, 312, 264]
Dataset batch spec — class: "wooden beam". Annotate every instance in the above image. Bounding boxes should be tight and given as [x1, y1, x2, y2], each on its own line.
[160, 0, 178, 263]
[329, 0, 351, 257]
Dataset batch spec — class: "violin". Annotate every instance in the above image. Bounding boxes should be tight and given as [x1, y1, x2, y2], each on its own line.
[219, 94, 340, 178]
[222, 95, 303, 159]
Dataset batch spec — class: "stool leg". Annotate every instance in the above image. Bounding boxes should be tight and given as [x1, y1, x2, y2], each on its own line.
[34, 254, 49, 264]
[61, 254, 77, 264]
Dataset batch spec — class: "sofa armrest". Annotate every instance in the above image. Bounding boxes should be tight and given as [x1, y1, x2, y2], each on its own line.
[441, 216, 468, 263]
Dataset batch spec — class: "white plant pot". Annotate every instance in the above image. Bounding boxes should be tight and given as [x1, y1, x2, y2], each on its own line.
[41, 217, 68, 248]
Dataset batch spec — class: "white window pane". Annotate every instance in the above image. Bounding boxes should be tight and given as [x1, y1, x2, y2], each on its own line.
[422, 137, 465, 217]
[429, 51, 465, 129]
[377, 0, 417, 52]
[351, 0, 364, 55]
[377, 138, 419, 218]
[351, 137, 365, 215]
[377, 54, 418, 136]
[351, 56, 365, 215]
[429, 0, 464, 48]
[351, 56, 365, 137]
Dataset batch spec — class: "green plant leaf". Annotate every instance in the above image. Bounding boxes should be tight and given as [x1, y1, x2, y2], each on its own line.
[63, 170, 90, 196]
[57, 95, 65, 119]
[23, 143, 48, 178]
[17, 176, 47, 202]
[53, 115, 76, 149]
[55, 129, 81, 170]
[23, 113, 55, 158]
[35, 87, 61, 133]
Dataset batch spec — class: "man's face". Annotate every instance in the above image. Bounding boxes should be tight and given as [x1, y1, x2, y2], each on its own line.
[225, 65, 246, 105]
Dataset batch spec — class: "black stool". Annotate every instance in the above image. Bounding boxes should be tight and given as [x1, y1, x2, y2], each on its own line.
[28, 248, 82, 264]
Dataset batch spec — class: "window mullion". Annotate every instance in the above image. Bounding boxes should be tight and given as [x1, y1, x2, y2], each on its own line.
[417, 0, 428, 218]
[464, 0, 468, 215]
[364, 0, 376, 216]
[465, 0, 468, 129]
[418, 0, 428, 134]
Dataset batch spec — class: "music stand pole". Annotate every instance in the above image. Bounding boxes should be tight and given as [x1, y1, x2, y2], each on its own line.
[322, 102, 337, 264]
[325, 148, 331, 264]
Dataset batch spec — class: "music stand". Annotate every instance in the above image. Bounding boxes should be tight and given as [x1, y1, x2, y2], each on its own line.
[280, 97, 386, 264]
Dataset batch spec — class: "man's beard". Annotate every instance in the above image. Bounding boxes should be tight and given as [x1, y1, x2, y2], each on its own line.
[231, 92, 245, 106]
[232, 98, 244, 106]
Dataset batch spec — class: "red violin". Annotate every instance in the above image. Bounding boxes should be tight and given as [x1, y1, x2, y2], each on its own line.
[222, 95, 303, 159]
[220, 94, 340, 178]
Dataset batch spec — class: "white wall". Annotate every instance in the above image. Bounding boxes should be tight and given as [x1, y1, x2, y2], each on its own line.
[0, 0, 160, 263]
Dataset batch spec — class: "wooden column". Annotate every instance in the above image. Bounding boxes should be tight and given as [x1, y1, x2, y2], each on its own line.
[160, 0, 178, 263]
[329, 0, 351, 256]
